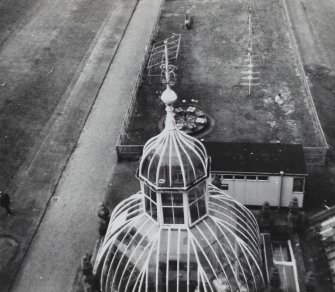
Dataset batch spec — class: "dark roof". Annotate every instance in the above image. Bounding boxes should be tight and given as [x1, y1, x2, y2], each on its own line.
[204, 142, 307, 175]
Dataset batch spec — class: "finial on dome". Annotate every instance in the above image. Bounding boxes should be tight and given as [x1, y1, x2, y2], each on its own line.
[161, 86, 177, 131]
[159, 39, 179, 130]
[160, 85, 177, 105]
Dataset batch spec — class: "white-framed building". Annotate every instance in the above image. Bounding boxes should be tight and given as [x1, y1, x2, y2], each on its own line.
[93, 87, 265, 292]
[205, 142, 308, 208]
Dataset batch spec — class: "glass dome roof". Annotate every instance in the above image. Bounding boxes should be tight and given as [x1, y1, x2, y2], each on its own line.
[138, 95, 208, 191]
[94, 185, 264, 292]
[94, 81, 264, 291]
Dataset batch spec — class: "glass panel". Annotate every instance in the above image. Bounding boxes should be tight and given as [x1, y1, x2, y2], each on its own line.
[159, 230, 168, 292]
[162, 207, 184, 224]
[140, 152, 153, 178]
[145, 197, 151, 215]
[188, 182, 207, 224]
[246, 176, 257, 180]
[235, 175, 245, 180]
[188, 182, 206, 203]
[192, 158, 205, 182]
[173, 208, 184, 224]
[119, 261, 135, 292]
[147, 245, 158, 292]
[163, 207, 174, 224]
[162, 193, 183, 206]
[151, 201, 158, 221]
[157, 164, 169, 187]
[293, 177, 304, 192]
[144, 188, 157, 221]
[132, 231, 144, 246]
[258, 176, 269, 181]
[179, 230, 188, 289]
[127, 204, 141, 220]
[162, 193, 173, 206]
[150, 190, 157, 202]
[188, 191, 197, 204]
[198, 198, 207, 218]
[195, 246, 215, 289]
[168, 260, 178, 291]
[162, 193, 184, 224]
[122, 227, 137, 245]
[189, 202, 199, 223]
[172, 193, 183, 206]
[167, 229, 179, 291]
[179, 152, 193, 186]
[171, 167, 184, 186]
[113, 253, 129, 291]
[223, 175, 233, 179]
[159, 149, 195, 187]
[148, 153, 159, 183]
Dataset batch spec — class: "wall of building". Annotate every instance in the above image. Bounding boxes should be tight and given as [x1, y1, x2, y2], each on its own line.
[212, 173, 304, 207]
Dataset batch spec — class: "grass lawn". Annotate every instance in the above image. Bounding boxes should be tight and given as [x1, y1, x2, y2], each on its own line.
[126, 0, 323, 148]
[0, 0, 111, 189]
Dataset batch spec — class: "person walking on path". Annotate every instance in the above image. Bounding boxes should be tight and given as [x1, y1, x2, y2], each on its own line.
[0, 190, 14, 216]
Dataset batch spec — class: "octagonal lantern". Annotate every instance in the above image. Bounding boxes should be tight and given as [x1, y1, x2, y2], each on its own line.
[138, 104, 209, 191]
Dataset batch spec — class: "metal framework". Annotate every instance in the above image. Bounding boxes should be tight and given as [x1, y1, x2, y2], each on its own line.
[239, 0, 265, 95]
[240, 15, 260, 95]
[94, 186, 265, 292]
[94, 105, 265, 291]
[94, 57, 265, 292]
[147, 34, 181, 83]
[138, 120, 208, 190]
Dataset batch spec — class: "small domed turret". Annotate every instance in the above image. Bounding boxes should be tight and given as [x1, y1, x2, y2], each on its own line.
[137, 89, 208, 191]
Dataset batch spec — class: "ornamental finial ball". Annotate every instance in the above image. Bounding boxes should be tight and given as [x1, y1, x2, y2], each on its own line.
[161, 86, 177, 106]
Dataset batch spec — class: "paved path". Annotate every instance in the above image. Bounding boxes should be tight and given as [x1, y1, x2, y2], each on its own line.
[0, 0, 139, 290]
[10, 0, 163, 291]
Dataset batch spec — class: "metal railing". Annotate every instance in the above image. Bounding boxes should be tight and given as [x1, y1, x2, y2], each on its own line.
[116, 0, 165, 161]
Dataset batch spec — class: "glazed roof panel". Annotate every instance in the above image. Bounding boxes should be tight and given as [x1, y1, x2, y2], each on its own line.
[94, 188, 265, 292]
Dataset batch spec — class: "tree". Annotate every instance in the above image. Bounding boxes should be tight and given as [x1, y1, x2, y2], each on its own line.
[260, 201, 273, 233]
[81, 253, 99, 292]
[268, 267, 282, 292]
[97, 203, 110, 237]
[305, 271, 316, 292]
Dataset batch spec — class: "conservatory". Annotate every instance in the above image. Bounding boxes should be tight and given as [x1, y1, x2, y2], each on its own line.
[93, 86, 265, 292]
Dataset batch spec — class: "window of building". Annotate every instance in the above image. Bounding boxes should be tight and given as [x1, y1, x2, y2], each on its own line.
[161, 192, 184, 224]
[223, 175, 233, 180]
[171, 168, 185, 186]
[188, 183, 207, 224]
[246, 176, 257, 180]
[293, 177, 304, 192]
[220, 184, 229, 190]
[144, 185, 158, 221]
[258, 176, 269, 181]
[234, 175, 245, 180]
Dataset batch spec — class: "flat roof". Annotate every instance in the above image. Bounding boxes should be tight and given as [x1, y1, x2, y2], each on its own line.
[204, 142, 307, 175]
